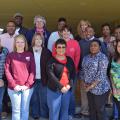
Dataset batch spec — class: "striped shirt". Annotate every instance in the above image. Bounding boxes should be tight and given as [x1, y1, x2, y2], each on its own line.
[0, 47, 9, 79]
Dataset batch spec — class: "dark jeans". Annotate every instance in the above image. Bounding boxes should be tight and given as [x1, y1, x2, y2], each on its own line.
[87, 91, 109, 120]
[113, 100, 118, 119]
[113, 97, 120, 119]
[0, 87, 5, 120]
[3, 86, 10, 113]
[30, 80, 49, 118]
[69, 74, 77, 116]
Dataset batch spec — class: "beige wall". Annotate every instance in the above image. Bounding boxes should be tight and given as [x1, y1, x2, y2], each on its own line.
[0, 0, 120, 34]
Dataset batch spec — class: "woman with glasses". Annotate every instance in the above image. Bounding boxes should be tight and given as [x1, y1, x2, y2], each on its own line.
[47, 39, 75, 120]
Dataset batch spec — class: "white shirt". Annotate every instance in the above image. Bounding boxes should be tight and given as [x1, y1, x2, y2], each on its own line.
[99, 36, 115, 42]
[34, 51, 41, 79]
[0, 33, 17, 52]
[15, 28, 20, 35]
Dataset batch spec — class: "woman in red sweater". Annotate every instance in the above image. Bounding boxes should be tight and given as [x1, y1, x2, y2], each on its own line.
[5, 34, 35, 120]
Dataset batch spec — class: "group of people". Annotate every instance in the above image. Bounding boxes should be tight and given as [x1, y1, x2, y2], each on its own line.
[0, 12, 120, 120]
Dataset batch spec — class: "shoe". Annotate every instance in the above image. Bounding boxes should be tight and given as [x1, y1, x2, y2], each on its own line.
[34, 117, 39, 120]
[1, 112, 7, 119]
[74, 113, 82, 118]
[69, 115, 74, 120]
[105, 103, 113, 108]
[80, 112, 89, 118]
[82, 114, 89, 118]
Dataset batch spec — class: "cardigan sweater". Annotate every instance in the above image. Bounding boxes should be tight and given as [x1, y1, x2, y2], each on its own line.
[29, 47, 52, 86]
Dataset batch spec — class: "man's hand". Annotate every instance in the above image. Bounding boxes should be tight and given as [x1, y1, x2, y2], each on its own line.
[0, 80, 4, 87]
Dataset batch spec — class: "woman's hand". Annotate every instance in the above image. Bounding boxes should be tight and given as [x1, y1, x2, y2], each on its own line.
[84, 83, 94, 92]
[84, 83, 91, 92]
[85, 86, 91, 92]
[14, 85, 21, 92]
[61, 86, 68, 93]
[0, 80, 4, 87]
[66, 84, 71, 91]
[20, 85, 29, 91]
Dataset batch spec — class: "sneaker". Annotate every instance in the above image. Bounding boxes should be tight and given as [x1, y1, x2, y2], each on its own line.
[2, 112, 7, 119]
[74, 113, 82, 118]
[69, 115, 73, 120]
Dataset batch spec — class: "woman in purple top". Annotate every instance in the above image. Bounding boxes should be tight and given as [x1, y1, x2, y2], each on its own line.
[5, 34, 35, 120]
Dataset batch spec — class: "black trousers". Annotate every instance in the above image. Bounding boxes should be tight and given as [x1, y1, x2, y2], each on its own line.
[2, 86, 10, 113]
[87, 91, 109, 120]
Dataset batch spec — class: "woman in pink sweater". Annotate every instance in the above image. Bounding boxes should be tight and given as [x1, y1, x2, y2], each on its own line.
[5, 34, 35, 120]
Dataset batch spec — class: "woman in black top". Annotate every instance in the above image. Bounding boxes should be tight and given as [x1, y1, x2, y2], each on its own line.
[47, 39, 75, 120]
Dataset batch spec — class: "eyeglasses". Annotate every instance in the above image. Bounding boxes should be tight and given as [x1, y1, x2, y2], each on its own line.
[56, 46, 66, 49]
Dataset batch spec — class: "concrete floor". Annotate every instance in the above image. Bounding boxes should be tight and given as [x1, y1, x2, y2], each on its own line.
[5, 107, 112, 120]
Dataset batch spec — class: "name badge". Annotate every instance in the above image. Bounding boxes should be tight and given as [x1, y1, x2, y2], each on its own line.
[26, 57, 30, 61]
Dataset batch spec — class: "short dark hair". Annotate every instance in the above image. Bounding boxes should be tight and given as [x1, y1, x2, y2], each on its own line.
[101, 23, 111, 30]
[58, 17, 66, 22]
[61, 25, 72, 32]
[90, 39, 101, 46]
[55, 39, 66, 48]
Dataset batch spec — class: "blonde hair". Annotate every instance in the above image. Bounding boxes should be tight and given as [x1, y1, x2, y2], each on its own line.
[31, 33, 44, 47]
[77, 20, 91, 38]
[13, 34, 28, 52]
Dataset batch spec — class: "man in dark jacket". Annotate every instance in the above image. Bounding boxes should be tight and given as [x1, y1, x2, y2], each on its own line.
[13, 13, 28, 36]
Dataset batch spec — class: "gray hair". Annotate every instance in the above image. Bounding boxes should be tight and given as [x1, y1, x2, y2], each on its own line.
[34, 15, 46, 25]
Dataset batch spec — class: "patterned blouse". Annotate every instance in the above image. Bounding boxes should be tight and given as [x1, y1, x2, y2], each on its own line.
[82, 52, 110, 95]
[111, 60, 120, 101]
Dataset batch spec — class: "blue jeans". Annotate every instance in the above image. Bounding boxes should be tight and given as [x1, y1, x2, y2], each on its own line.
[8, 88, 33, 120]
[113, 97, 120, 119]
[113, 101, 118, 119]
[47, 88, 71, 120]
[0, 87, 5, 120]
[69, 74, 77, 116]
[30, 80, 48, 118]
